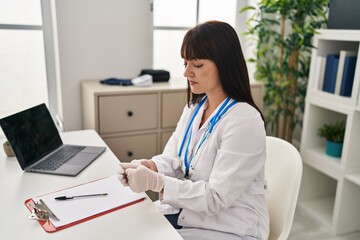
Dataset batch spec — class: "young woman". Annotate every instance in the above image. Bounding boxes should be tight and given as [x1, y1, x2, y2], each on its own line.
[118, 21, 269, 240]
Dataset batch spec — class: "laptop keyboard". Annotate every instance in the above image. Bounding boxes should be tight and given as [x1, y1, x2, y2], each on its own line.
[33, 146, 85, 171]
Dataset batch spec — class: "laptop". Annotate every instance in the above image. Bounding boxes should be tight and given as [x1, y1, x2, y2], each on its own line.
[0, 103, 106, 176]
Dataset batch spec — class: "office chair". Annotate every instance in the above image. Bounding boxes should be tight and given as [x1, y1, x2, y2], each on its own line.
[265, 136, 303, 240]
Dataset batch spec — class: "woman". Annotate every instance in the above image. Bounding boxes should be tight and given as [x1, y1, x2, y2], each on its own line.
[118, 21, 269, 240]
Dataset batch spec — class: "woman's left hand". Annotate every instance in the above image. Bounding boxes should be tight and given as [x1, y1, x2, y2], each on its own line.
[118, 162, 164, 193]
[118, 162, 138, 186]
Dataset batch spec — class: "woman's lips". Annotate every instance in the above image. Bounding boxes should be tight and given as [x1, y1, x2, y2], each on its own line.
[188, 80, 197, 85]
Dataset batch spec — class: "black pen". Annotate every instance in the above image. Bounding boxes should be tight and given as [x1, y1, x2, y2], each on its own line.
[55, 193, 108, 200]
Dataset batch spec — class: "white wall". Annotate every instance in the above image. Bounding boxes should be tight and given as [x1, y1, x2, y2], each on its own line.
[54, 0, 153, 131]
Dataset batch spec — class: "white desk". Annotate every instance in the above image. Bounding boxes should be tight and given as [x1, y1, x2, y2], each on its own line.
[0, 130, 183, 240]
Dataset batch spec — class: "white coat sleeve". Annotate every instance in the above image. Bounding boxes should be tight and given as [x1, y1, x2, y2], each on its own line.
[161, 106, 266, 215]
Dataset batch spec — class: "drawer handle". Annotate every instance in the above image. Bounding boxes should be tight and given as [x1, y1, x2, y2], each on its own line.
[127, 111, 133, 117]
[127, 151, 133, 157]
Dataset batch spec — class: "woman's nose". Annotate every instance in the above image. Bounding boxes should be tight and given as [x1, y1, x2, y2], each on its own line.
[183, 65, 193, 78]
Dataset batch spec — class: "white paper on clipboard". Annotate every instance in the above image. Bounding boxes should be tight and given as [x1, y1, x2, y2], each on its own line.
[33, 175, 145, 228]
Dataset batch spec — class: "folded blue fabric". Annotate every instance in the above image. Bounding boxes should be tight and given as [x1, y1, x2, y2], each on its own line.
[100, 78, 133, 86]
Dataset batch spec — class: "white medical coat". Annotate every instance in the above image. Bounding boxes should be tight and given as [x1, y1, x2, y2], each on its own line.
[152, 98, 269, 239]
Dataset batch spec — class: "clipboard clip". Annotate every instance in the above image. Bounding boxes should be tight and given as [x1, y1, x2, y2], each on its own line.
[27, 199, 60, 222]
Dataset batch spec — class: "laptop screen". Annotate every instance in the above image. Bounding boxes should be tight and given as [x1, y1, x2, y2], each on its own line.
[0, 103, 62, 169]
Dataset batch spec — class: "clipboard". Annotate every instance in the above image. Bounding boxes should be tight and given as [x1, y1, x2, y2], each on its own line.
[24, 175, 145, 233]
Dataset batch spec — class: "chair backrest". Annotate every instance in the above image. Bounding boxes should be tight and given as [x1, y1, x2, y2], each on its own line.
[265, 136, 303, 240]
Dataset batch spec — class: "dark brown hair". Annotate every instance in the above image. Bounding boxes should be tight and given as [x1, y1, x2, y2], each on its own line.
[181, 21, 264, 122]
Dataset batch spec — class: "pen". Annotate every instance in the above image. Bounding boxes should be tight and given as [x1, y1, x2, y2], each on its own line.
[55, 193, 108, 200]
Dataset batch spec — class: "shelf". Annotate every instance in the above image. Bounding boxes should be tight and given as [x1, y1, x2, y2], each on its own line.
[316, 30, 360, 41]
[306, 90, 355, 113]
[299, 29, 360, 236]
[303, 146, 342, 162]
[345, 173, 360, 186]
[304, 146, 341, 162]
[301, 147, 343, 179]
[298, 197, 334, 228]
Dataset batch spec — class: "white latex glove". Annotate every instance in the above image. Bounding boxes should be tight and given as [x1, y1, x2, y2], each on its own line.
[120, 162, 164, 193]
[118, 162, 139, 187]
[131, 159, 158, 172]
[130, 159, 142, 164]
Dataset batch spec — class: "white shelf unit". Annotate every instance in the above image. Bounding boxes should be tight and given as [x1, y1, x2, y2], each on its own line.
[299, 30, 360, 236]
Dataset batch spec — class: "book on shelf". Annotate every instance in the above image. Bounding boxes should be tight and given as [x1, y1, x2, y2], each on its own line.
[340, 55, 357, 97]
[322, 54, 340, 93]
[317, 56, 326, 90]
[334, 51, 357, 95]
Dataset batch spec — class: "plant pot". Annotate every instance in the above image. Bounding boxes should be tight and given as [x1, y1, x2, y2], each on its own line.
[325, 140, 343, 158]
[3, 142, 15, 157]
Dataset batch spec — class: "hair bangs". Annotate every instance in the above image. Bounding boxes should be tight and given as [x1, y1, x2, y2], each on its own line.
[181, 29, 211, 61]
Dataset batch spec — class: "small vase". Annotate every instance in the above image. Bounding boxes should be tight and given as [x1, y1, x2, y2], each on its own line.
[3, 142, 15, 157]
[325, 140, 343, 158]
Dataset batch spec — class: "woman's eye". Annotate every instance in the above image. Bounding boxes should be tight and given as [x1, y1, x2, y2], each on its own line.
[194, 64, 203, 68]
[183, 63, 188, 68]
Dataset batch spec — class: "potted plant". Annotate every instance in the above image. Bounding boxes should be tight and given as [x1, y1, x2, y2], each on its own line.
[240, 0, 328, 143]
[318, 121, 345, 158]
[3, 140, 15, 157]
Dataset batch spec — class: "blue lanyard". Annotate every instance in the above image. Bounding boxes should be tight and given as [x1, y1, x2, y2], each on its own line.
[178, 96, 238, 178]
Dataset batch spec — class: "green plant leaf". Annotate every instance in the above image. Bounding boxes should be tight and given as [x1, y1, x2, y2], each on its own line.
[239, 6, 256, 13]
[241, 0, 328, 142]
[318, 121, 346, 143]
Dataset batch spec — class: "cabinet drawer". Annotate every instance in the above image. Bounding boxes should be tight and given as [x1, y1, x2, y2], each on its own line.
[162, 91, 187, 128]
[103, 133, 158, 163]
[98, 94, 158, 134]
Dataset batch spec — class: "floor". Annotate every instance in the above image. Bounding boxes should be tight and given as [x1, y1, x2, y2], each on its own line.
[289, 206, 360, 240]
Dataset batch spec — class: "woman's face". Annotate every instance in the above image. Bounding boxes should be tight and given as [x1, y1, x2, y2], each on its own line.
[183, 59, 222, 96]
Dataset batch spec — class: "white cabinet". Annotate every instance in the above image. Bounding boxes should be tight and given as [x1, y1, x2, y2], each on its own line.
[81, 80, 188, 163]
[299, 30, 360, 235]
